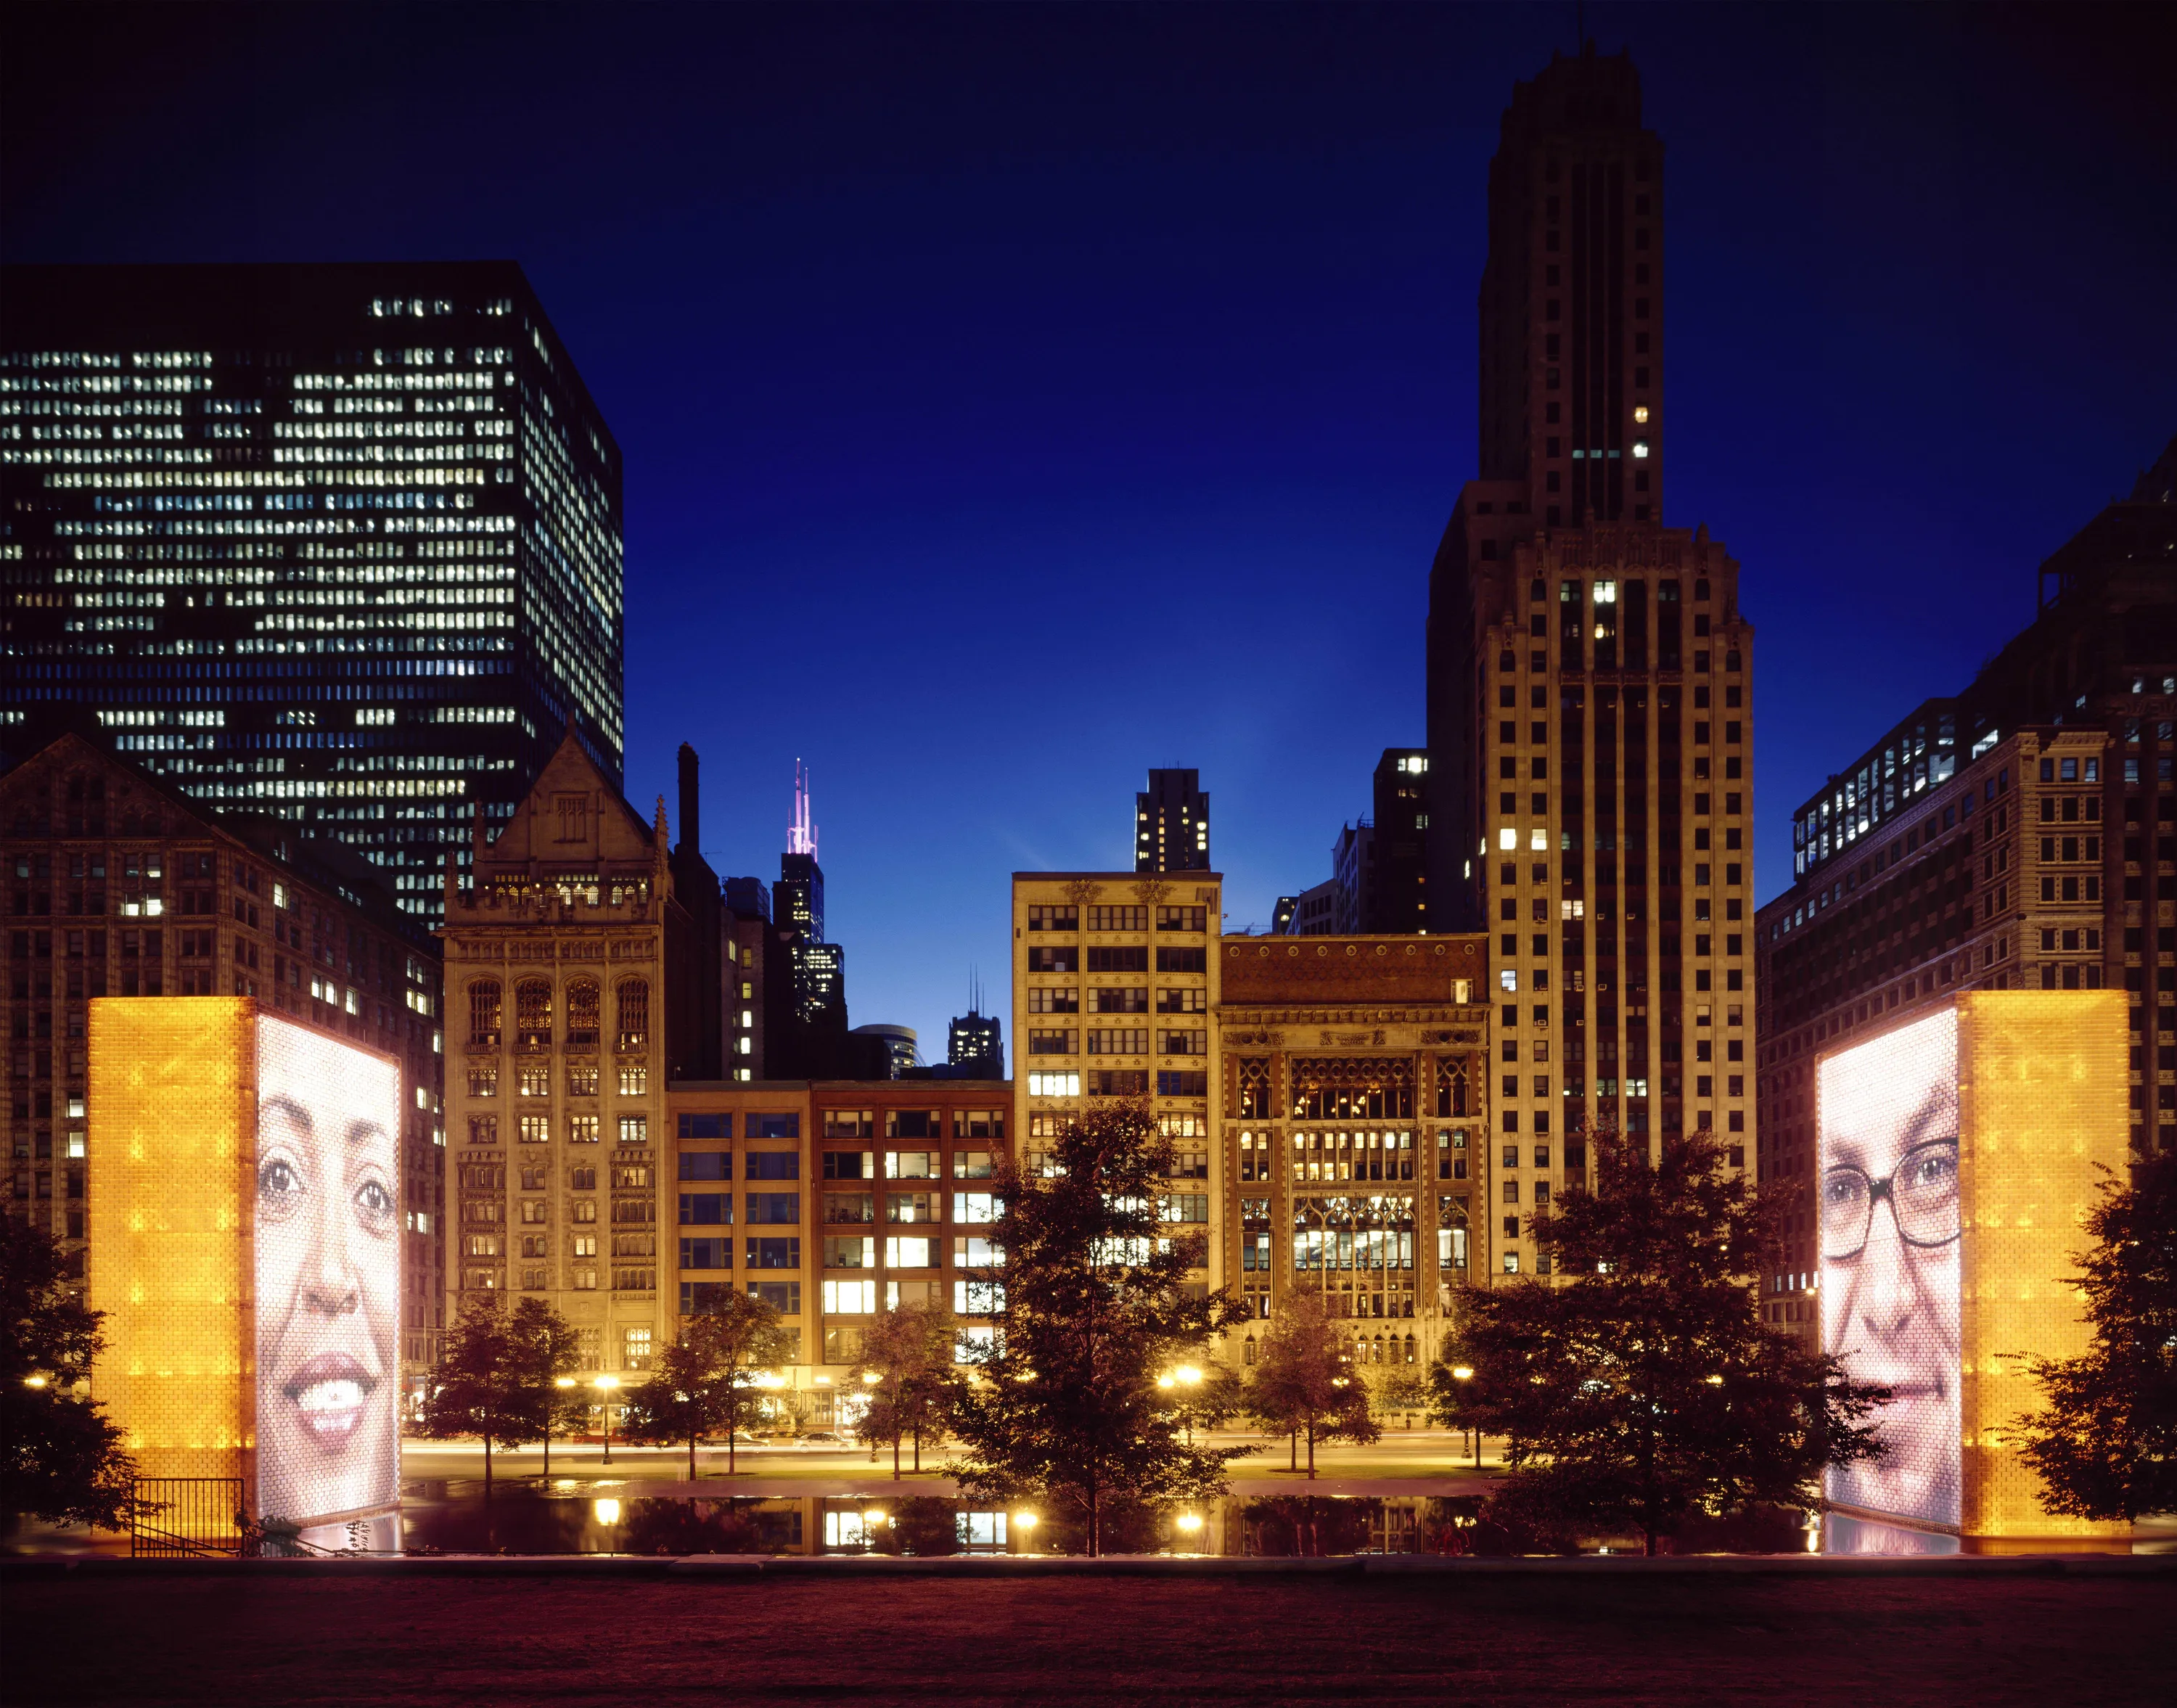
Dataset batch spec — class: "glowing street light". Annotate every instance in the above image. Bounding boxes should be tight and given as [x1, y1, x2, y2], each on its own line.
[1451, 1366, 1478, 1466]
[594, 1374, 620, 1466]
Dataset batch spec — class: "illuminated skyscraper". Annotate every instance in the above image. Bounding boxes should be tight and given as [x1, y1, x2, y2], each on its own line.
[1424, 44, 1758, 1269]
[1, 261, 624, 921]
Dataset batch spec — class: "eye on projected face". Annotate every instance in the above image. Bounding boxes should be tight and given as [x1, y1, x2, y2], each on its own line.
[1819, 1010, 1963, 1531]
[254, 1019, 401, 1526]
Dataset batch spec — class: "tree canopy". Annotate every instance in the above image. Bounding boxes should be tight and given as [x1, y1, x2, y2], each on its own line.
[945, 1100, 1253, 1553]
[2010, 1147, 2177, 1523]
[1431, 1127, 1888, 1553]
[851, 1300, 960, 1479]
[621, 1289, 798, 1477]
[0, 1214, 134, 1530]
[417, 1295, 576, 1494]
[1247, 1292, 1379, 1477]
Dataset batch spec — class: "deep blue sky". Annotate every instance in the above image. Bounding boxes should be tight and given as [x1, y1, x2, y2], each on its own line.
[7, 4, 2174, 1062]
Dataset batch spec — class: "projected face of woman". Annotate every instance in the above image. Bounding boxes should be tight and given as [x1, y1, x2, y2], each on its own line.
[1820, 1020, 1963, 1530]
[254, 1022, 401, 1524]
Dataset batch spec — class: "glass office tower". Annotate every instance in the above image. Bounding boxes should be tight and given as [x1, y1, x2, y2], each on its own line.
[1, 261, 623, 919]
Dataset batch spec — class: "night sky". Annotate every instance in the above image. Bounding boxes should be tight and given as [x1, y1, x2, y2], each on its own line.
[7, 4, 2174, 1061]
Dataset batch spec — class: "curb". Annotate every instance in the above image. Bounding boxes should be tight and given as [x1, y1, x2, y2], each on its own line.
[3, 1551, 2169, 1580]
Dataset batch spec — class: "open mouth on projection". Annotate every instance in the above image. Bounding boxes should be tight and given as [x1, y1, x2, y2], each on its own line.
[284, 1355, 377, 1448]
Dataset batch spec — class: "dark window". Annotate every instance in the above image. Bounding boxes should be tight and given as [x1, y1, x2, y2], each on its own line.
[678, 1151, 730, 1181]
[750, 1113, 800, 1139]
[1155, 947, 1206, 974]
[1086, 945, 1148, 972]
[678, 1193, 729, 1225]
[679, 1238, 731, 1270]
[747, 1152, 800, 1180]
[678, 1113, 729, 1140]
[745, 1194, 800, 1225]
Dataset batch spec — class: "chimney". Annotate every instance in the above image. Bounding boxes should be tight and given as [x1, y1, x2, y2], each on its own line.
[677, 744, 701, 855]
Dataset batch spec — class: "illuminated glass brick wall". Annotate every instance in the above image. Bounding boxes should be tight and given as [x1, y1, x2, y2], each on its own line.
[1954, 990, 2128, 1541]
[86, 998, 255, 1490]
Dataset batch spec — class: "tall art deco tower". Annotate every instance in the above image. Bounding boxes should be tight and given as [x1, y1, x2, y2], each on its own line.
[1424, 45, 1756, 1253]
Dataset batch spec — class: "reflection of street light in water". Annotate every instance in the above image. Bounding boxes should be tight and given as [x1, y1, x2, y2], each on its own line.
[593, 1496, 621, 1556]
[1013, 1511, 1038, 1551]
[1174, 1511, 1205, 1551]
[594, 1375, 620, 1466]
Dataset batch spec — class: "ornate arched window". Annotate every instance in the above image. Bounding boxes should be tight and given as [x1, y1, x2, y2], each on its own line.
[468, 980, 502, 1046]
[616, 979, 649, 1051]
[565, 979, 601, 1048]
[515, 978, 552, 1048]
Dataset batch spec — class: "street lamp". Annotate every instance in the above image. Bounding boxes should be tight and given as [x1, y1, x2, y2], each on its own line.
[1451, 1365, 1477, 1466]
[594, 1374, 620, 1466]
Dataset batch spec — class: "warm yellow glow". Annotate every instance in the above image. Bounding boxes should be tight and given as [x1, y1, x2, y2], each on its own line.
[1176, 1513, 1204, 1532]
[1705, 1374, 1724, 1386]
[593, 1498, 621, 1524]
[1176, 1366, 1202, 1385]
[555, 1376, 577, 1389]
[594, 1375, 620, 1393]
[862, 1371, 882, 1384]
[24, 1375, 49, 1389]
[88, 998, 255, 1490]
[1451, 1366, 1474, 1381]
[1014, 1511, 1038, 1531]
[864, 1508, 887, 1524]
[1633, 405, 1650, 424]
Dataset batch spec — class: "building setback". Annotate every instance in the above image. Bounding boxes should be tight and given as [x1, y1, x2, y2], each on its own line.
[1, 261, 624, 923]
[1, 733, 447, 1393]
[1424, 46, 1757, 1249]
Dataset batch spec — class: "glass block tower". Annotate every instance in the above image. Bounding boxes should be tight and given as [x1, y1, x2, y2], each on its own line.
[1, 261, 623, 920]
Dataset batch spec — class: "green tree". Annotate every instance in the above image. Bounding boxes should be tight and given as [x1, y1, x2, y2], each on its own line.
[852, 1300, 960, 1479]
[1430, 1127, 1889, 1554]
[1247, 1292, 1379, 1477]
[507, 1297, 586, 1482]
[621, 1292, 798, 1477]
[945, 1100, 1255, 1553]
[2009, 1149, 2177, 1522]
[0, 1215, 135, 1531]
[417, 1297, 537, 1496]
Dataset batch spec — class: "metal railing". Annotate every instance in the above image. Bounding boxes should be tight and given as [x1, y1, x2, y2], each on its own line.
[130, 1479, 246, 1558]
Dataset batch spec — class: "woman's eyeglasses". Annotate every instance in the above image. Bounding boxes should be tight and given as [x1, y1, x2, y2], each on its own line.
[1821, 1138, 1960, 1260]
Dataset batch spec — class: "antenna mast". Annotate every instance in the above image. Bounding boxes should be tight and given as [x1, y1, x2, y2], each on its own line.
[787, 760, 818, 860]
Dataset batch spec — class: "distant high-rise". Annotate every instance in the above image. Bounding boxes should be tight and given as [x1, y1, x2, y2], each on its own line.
[1136, 768, 1210, 872]
[947, 1006, 1004, 1077]
[769, 764, 847, 1076]
[1425, 44, 1757, 1273]
[850, 1023, 921, 1080]
[1364, 750, 1431, 933]
[1, 262, 625, 921]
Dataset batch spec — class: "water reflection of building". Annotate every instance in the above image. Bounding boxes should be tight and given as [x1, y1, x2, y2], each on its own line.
[1214, 935, 1493, 1373]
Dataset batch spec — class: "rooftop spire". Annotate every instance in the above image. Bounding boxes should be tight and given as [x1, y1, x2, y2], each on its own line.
[787, 758, 818, 860]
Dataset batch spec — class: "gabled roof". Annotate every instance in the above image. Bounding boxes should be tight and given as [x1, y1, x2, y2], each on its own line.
[475, 726, 661, 871]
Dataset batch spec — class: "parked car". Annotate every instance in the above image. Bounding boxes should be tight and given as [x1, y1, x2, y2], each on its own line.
[798, 1430, 843, 1446]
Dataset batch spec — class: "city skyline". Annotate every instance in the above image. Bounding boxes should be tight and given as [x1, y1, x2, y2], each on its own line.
[5, 4, 2173, 1052]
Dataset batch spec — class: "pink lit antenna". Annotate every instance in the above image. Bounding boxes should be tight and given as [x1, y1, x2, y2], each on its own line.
[787, 759, 818, 860]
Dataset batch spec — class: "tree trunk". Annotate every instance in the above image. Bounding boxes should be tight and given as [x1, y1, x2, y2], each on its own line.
[1290, 1428, 1297, 1472]
[689, 1431, 698, 1483]
[483, 1430, 493, 1498]
[541, 1424, 551, 1483]
[1306, 1418, 1317, 1480]
[893, 1431, 901, 1482]
[728, 1408, 737, 1476]
[912, 1415, 922, 1472]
